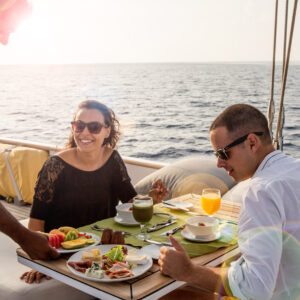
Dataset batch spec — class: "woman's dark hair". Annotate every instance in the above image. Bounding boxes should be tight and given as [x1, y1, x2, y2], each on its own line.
[64, 100, 120, 149]
[210, 104, 272, 145]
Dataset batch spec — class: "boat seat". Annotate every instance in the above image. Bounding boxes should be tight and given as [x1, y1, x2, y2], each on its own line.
[0, 145, 49, 204]
[135, 156, 236, 200]
[0, 218, 94, 300]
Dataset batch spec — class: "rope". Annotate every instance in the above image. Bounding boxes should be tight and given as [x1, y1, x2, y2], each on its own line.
[274, 0, 298, 149]
[267, 0, 278, 136]
[277, 0, 289, 151]
[282, 0, 289, 78]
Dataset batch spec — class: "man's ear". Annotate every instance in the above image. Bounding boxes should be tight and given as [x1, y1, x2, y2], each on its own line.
[247, 133, 261, 153]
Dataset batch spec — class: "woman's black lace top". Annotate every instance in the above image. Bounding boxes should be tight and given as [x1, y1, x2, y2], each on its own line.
[30, 150, 137, 232]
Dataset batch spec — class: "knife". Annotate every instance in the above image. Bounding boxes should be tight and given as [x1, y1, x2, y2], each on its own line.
[144, 239, 172, 247]
[159, 225, 183, 236]
[147, 220, 177, 233]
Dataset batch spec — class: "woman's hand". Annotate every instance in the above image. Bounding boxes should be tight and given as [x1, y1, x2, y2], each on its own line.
[148, 179, 169, 204]
[20, 269, 51, 284]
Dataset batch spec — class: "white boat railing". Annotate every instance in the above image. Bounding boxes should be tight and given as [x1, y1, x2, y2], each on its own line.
[0, 137, 168, 185]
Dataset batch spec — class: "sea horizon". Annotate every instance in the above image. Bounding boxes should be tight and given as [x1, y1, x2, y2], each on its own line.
[1, 62, 299, 162]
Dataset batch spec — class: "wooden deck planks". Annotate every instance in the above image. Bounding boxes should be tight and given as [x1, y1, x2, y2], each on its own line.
[1, 200, 31, 220]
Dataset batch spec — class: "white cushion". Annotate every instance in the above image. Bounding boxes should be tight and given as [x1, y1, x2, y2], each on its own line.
[135, 157, 236, 200]
[0, 219, 94, 300]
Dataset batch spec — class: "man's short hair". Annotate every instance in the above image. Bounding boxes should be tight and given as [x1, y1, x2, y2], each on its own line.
[210, 104, 272, 144]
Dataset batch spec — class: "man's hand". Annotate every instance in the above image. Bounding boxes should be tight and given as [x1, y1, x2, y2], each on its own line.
[158, 234, 194, 281]
[148, 179, 169, 204]
[20, 230, 59, 260]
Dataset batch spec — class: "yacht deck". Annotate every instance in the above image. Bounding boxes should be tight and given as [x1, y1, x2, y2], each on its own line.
[1, 200, 31, 220]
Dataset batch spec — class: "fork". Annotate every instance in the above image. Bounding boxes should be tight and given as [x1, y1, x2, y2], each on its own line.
[90, 224, 133, 236]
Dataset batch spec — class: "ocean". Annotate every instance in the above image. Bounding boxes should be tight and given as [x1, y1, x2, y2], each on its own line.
[0, 63, 299, 162]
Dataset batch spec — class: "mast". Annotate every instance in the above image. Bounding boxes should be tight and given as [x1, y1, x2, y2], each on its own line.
[273, 0, 298, 150]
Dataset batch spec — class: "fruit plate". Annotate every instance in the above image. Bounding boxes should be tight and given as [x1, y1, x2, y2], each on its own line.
[67, 244, 152, 282]
[57, 232, 100, 254]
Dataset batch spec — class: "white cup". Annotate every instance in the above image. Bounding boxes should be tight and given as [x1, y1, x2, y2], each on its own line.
[186, 216, 219, 237]
[116, 203, 135, 222]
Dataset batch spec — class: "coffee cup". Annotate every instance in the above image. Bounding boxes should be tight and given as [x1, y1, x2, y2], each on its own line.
[116, 203, 135, 222]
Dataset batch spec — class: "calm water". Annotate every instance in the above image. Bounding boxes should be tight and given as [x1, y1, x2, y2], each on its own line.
[0, 63, 299, 162]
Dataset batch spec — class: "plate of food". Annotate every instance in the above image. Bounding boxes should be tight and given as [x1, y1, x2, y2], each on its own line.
[45, 226, 100, 254]
[67, 244, 153, 282]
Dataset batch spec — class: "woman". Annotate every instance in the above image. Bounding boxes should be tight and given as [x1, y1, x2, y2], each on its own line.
[21, 100, 168, 283]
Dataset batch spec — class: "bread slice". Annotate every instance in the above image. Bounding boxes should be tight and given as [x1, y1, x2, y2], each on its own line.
[82, 249, 102, 261]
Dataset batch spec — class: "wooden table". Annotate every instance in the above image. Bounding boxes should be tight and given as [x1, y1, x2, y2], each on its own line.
[17, 200, 240, 300]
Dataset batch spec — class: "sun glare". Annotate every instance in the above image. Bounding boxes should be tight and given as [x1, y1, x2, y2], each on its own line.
[7, 2, 67, 63]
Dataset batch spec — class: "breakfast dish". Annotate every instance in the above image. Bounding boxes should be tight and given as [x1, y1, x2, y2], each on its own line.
[181, 228, 221, 242]
[114, 215, 139, 226]
[57, 232, 100, 254]
[67, 244, 152, 282]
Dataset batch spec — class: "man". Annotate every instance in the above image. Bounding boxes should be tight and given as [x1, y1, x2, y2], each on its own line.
[0, 0, 59, 260]
[0, 202, 59, 259]
[159, 104, 300, 299]
[0, 0, 31, 45]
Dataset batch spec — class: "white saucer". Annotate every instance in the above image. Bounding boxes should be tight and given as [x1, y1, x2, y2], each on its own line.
[163, 200, 193, 211]
[114, 215, 139, 226]
[181, 228, 221, 242]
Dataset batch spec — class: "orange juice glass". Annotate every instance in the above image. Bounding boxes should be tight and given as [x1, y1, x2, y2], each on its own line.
[201, 188, 221, 215]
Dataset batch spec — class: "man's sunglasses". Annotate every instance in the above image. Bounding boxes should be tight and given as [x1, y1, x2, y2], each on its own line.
[214, 132, 263, 160]
[71, 120, 108, 134]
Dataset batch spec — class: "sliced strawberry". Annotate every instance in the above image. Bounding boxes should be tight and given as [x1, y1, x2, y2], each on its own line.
[55, 234, 61, 248]
[57, 233, 64, 244]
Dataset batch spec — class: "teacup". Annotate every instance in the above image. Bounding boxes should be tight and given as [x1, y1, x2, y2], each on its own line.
[116, 203, 135, 222]
[185, 216, 219, 237]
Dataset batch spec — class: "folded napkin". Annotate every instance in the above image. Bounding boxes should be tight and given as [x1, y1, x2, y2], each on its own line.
[78, 206, 238, 258]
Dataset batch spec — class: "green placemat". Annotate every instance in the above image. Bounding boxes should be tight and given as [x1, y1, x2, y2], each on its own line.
[78, 206, 238, 258]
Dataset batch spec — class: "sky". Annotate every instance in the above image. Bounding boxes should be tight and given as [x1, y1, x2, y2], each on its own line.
[0, 0, 299, 64]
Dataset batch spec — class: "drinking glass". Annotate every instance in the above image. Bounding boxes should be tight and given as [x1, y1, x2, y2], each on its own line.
[132, 195, 153, 240]
[201, 188, 221, 216]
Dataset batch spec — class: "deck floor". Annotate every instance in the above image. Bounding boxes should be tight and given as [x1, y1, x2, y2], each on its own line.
[1, 200, 31, 220]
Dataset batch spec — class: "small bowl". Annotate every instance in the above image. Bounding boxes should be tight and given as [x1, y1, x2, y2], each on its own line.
[186, 216, 219, 237]
[116, 203, 135, 221]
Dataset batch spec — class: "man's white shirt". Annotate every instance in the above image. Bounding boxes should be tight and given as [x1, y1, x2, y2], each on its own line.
[228, 151, 300, 300]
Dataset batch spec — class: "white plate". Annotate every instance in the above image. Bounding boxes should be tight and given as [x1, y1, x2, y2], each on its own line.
[114, 215, 139, 226]
[141, 244, 175, 260]
[57, 232, 100, 254]
[67, 244, 153, 282]
[181, 228, 221, 242]
[163, 200, 193, 211]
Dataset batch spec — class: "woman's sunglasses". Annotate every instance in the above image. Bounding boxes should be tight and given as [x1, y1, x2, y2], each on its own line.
[71, 120, 108, 134]
[214, 132, 263, 160]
